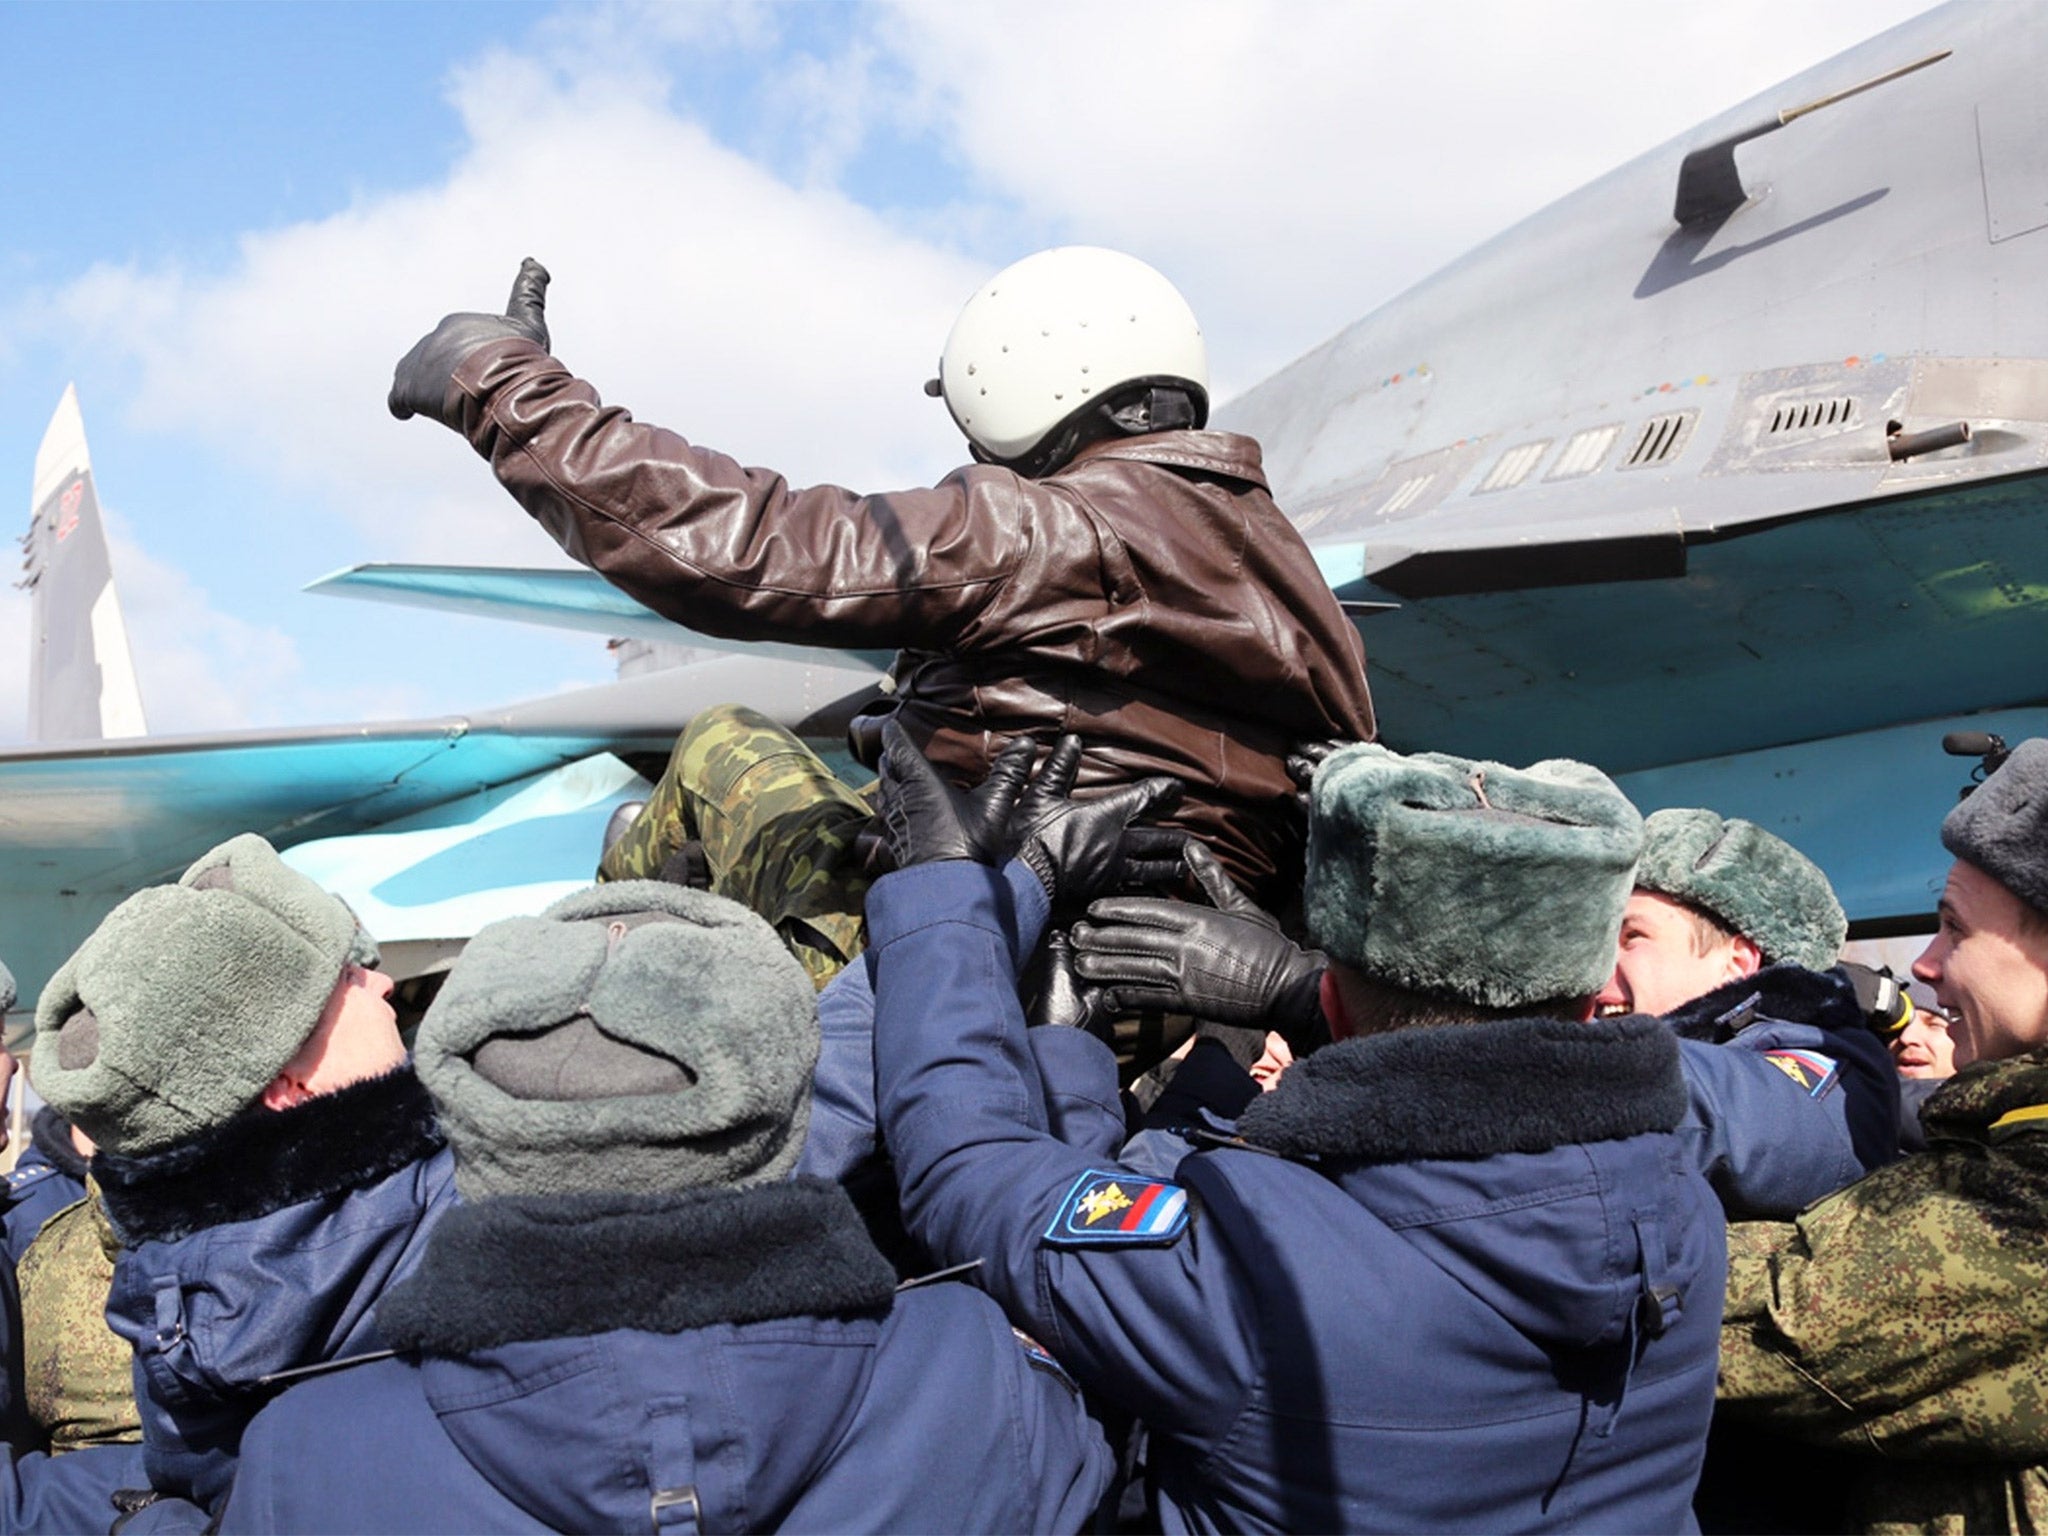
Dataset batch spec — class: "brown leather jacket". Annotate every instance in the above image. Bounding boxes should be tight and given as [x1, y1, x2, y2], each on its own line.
[451, 339, 1376, 903]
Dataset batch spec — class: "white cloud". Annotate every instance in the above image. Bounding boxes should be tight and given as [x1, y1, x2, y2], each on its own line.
[46, 0, 1940, 522]
[874, 0, 1939, 391]
[55, 45, 983, 573]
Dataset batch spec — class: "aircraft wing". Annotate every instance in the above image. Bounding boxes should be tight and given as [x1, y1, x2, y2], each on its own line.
[0, 651, 885, 1023]
[307, 563, 897, 674]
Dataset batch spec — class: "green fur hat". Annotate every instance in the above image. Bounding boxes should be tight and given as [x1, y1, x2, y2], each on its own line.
[416, 881, 819, 1203]
[30, 834, 363, 1155]
[1634, 809, 1846, 970]
[1304, 744, 1645, 1009]
[1942, 738, 2048, 917]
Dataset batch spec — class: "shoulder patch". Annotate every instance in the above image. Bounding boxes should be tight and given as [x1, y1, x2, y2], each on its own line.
[3, 1164, 57, 1196]
[1044, 1168, 1189, 1248]
[1762, 1048, 1840, 1099]
[1988, 1103, 2048, 1143]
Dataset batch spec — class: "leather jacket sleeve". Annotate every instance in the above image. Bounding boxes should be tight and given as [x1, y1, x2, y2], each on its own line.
[451, 339, 1027, 651]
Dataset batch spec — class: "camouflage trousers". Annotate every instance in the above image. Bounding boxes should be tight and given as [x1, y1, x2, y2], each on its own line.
[601, 704, 875, 989]
[18, 1183, 140, 1452]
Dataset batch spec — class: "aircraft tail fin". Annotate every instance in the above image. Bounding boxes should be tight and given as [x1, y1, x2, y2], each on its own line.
[23, 386, 147, 743]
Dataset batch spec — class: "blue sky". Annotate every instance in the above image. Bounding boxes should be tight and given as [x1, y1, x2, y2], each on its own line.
[0, 0, 1932, 743]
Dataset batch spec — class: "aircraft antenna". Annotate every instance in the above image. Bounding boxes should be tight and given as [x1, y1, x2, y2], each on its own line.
[1776, 51, 1952, 126]
[1673, 49, 1951, 228]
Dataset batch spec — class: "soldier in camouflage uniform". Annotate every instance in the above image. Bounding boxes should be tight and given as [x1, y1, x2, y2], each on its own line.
[1719, 1054, 2048, 1533]
[600, 703, 874, 989]
[1714, 739, 2048, 1535]
[16, 1180, 139, 1453]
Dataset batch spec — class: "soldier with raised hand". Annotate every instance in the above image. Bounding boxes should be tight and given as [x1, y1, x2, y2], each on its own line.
[867, 736, 1724, 1532]
[1716, 738, 2048, 1533]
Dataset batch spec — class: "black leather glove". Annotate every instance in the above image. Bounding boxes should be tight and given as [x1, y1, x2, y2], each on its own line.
[1027, 931, 1112, 1040]
[390, 258, 553, 427]
[875, 719, 1037, 869]
[1007, 735, 1185, 904]
[1285, 737, 1351, 817]
[1071, 842, 1327, 1048]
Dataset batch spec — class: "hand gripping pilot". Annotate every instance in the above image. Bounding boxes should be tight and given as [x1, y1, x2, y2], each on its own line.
[1070, 805, 1900, 1218]
[868, 735, 1725, 1533]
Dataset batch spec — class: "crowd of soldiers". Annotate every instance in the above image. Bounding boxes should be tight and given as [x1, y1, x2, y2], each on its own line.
[0, 247, 2040, 1534]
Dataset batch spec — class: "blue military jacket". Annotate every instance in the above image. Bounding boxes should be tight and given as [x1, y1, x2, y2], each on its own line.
[217, 1179, 1113, 1534]
[870, 860, 1727, 1534]
[1661, 965, 1901, 1216]
[94, 1067, 453, 1514]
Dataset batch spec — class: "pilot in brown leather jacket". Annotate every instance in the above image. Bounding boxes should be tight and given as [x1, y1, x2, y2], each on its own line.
[392, 251, 1375, 907]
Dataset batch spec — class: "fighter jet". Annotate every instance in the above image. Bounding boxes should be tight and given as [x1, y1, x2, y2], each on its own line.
[2, 0, 2032, 1019]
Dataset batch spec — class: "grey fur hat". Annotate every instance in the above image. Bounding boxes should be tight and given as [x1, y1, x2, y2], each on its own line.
[31, 834, 363, 1155]
[1942, 738, 2048, 916]
[1304, 743, 1645, 1009]
[416, 881, 819, 1203]
[0, 962, 13, 1018]
[1634, 809, 1847, 971]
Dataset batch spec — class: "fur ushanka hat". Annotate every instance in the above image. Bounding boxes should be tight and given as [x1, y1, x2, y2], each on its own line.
[1303, 744, 1645, 1010]
[31, 834, 366, 1155]
[1942, 737, 2048, 917]
[1633, 809, 1847, 971]
[415, 881, 819, 1202]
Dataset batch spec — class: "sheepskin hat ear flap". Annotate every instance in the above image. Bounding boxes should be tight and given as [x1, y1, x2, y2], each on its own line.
[415, 881, 819, 1203]
[29, 834, 361, 1155]
[0, 961, 13, 1018]
[1304, 744, 1645, 1010]
[1941, 738, 2048, 920]
[1634, 809, 1847, 971]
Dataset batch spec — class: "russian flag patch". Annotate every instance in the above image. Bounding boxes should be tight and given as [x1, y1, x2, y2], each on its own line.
[1762, 1048, 1841, 1099]
[1044, 1169, 1190, 1248]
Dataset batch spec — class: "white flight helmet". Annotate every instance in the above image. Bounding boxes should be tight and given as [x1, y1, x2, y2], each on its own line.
[932, 246, 1209, 467]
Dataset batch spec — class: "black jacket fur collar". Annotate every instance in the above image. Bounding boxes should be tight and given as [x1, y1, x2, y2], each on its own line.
[94, 1067, 443, 1246]
[29, 1108, 88, 1184]
[377, 1177, 898, 1356]
[1238, 1014, 1686, 1162]
[1659, 962, 1862, 1042]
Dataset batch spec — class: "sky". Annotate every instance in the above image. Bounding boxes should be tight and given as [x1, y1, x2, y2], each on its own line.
[0, 0, 1938, 745]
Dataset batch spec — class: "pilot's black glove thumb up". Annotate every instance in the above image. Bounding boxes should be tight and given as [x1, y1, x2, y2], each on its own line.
[389, 258, 553, 429]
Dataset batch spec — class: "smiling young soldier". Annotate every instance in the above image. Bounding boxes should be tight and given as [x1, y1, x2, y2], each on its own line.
[1716, 739, 2048, 1533]
[1593, 809, 1900, 1214]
